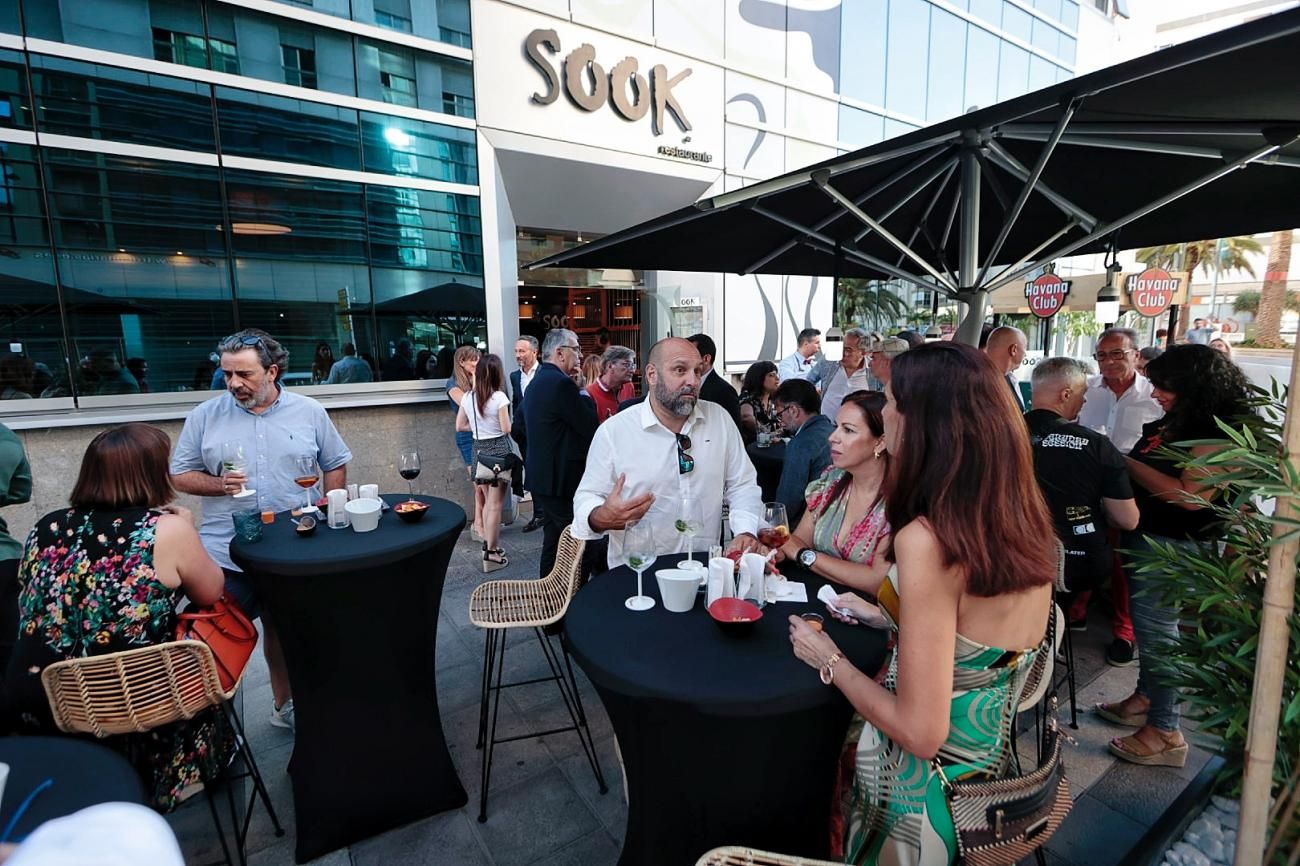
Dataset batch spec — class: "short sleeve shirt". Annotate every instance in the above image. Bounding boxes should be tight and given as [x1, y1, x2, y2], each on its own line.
[170, 388, 352, 571]
[1026, 409, 1133, 588]
[462, 391, 510, 439]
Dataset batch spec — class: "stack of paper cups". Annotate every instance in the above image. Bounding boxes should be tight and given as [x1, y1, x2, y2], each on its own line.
[359, 483, 380, 502]
[326, 489, 350, 529]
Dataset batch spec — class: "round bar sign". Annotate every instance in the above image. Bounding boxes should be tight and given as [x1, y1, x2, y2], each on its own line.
[1125, 268, 1179, 318]
[1025, 273, 1072, 318]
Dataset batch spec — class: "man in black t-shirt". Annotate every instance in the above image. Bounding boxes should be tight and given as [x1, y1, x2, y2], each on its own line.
[1027, 358, 1139, 596]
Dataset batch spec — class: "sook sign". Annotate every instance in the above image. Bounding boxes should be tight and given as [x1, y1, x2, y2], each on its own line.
[524, 29, 692, 136]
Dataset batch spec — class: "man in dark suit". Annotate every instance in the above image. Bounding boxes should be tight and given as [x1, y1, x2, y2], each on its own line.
[686, 333, 741, 431]
[509, 335, 544, 532]
[523, 328, 599, 577]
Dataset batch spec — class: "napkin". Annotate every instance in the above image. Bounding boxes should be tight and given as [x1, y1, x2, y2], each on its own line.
[738, 553, 767, 604]
[817, 584, 854, 617]
[768, 581, 807, 603]
[707, 557, 734, 607]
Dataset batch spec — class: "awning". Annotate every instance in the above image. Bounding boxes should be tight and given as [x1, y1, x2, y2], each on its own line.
[529, 8, 1300, 343]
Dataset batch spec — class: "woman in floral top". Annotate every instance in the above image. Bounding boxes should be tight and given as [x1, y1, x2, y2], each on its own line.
[4, 423, 230, 811]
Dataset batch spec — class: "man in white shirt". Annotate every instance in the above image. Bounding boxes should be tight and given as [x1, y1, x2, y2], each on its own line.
[777, 328, 822, 381]
[573, 337, 764, 562]
[1078, 327, 1164, 454]
[810, 327, 870, 422]
[511, 336, 543, 531]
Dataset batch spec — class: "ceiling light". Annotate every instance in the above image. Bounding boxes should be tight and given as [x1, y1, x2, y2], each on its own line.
[218, 222, 293, 236]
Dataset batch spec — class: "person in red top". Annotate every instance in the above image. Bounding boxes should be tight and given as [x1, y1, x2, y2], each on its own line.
[584, 346, 637, 422]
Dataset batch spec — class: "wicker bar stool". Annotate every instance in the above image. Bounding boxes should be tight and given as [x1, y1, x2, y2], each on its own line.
[41, 641, 284, 866]
[469, 525, 608, 822]
[696, 846, 839, 865]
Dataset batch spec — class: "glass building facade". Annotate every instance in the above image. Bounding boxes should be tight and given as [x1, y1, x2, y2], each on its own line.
[0, 0, 482, 409]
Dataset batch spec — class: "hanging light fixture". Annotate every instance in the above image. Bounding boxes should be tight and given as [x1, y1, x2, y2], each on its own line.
[614, 303, 634, 319]
[519, 301, 534, 318]
[572, 303, 587, 318]
[1095, 235, 1123, 325]
[925, 323, 943, 339]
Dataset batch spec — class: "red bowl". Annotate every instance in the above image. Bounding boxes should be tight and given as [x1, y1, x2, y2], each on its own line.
[707, 597, 763, 636]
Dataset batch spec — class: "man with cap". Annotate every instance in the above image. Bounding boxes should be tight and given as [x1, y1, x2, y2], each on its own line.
[865, 335, 909, 389]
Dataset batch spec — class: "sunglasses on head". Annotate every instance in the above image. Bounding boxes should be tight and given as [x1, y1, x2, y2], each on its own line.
[676, 432, 694, 475]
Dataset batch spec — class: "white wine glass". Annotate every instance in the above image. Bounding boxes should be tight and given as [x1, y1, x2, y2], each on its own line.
[674, 496, 703, 571]
[623, 518, 657, 612]
[293, 454, 320, 514]
[221, 441, 256, 499]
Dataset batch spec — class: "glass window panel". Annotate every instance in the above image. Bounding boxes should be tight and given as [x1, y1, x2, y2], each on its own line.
[223, 170, 368, 264]
[366, 187, 481, 276]
[1028, 54, 1056, 91]
[40, 150, 236, 397]
[1001, 2, 1033, 42]
[840, 0, 887, 106]
[968, 0, 1002, 28]
[224, 8, 356, 100]
[370, 266, 485, 380]
[884, 119, 918, 139]
[885, 0, 930, 117]
[435, 0, 472, 47]
[1060, 35, 1077, 65]
[217, 87, 361, 172]
[1061, 1, 1080, 30]
[281, 44, 318, 89]
[0, 49, 30, 130]
[926, 9, 967, 122]
[964, 25, 999, 113]
[0, 0, 17, 34]
[30, 56, 215, 152]
[359, 113, 477, 184]
[357, 39, 474, 117]
[838, 105, 884, 149]
[374, 0, 413, 34]
[1031, 18, 1059, 55]
[997, 42, 1030, 101]
[1034, 0, 1062, 22]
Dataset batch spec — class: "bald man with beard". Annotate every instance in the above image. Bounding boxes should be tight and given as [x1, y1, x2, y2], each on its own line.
[572, 337, 765, 564]
[984, 326, 1029, 412]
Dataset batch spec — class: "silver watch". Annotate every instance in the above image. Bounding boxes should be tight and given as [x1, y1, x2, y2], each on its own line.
[798, 547, 818, 568]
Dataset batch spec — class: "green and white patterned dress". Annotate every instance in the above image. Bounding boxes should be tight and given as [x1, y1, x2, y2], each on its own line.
[841, 570, 1041, 866]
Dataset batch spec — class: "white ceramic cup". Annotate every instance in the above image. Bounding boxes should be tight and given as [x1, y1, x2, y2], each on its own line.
[359, 483, 380, 502]
[345, 498, 382, 532]
[655, 568, 700, 613]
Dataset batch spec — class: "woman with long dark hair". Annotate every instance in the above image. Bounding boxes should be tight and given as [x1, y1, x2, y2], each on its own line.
[448, 346, 480, 484]
[456, 353, 512, 572]
[738, 361, 781, 444]
[310, 342, 334, 384]
[1097, 344, 1250, 768]
[787, 342, 1057, 865]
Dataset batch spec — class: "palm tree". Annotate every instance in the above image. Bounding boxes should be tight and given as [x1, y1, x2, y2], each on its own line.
[1136, 236, 1262, 338]
[836, 278, 911, 331]
[1254, 230, 1294, 348]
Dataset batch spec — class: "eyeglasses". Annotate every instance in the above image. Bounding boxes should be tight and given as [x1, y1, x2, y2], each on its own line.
[560, 344, 582, 355]
[776, 403, 797, 418]
[1093, 349, 1133, 362]
[237, 335, 265, 349]
[676, 432, 694, 475]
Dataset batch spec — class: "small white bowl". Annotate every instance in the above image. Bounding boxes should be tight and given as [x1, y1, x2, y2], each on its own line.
[344, 498, 382, 532]
[655, 568, 700, 613]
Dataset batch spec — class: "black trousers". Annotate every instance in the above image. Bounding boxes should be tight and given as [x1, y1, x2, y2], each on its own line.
[534, 494, 605, 580]
[512, 438, 543, 520]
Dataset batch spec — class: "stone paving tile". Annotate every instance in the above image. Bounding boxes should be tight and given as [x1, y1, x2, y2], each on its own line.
[1045, 793, 1148, 866]
[1088, 758, 1206, 827]
[471, 767, 604, 866]
[444, 696, 559, 806]
[550, 734, 626, 839]
[350, 810, 492, 866]
[528, 829, 623, 866]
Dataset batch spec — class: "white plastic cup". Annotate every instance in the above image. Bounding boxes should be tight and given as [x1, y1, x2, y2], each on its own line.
[346, 483, 359, 500]
[326, 489, 350, 529]
[359, 483, 380, 502]
[345, 498, 382, 532]
[655, 569, 699, 613]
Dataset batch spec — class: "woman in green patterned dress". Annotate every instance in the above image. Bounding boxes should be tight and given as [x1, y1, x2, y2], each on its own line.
[787, 342, 1059, 866]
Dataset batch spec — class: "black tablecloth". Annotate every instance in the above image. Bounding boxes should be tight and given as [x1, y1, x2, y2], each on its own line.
[230, 494, 467, 862]
[745, 441, 787, 502]
[0, 736, 145, 842]
[566, 558, 889, 866]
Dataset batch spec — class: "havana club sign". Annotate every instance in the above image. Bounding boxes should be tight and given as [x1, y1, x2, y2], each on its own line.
[1124, 268, 1183, 318]
[1025, 272, 1072, 318]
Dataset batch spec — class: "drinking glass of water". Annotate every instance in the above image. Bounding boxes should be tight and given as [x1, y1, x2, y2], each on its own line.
[623, 518, 658, 612]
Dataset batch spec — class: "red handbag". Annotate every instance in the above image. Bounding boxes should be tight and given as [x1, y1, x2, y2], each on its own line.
[175, 597, 258, 692]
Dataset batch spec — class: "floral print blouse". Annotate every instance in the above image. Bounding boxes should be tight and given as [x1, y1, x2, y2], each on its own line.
[804, 467, 890, 564]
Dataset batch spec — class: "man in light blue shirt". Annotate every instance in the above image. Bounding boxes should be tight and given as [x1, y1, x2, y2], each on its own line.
[323, 342, 373, 384]
[171, 329, 352, 732]
[777, 328, 822, 381]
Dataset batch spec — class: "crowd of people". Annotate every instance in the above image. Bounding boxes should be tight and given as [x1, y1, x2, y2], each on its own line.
[0, 313, 1258, 865]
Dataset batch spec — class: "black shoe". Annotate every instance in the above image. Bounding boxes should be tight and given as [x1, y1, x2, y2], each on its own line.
[522, 516, 543, 533]
[1107, 638, 1138, 667]
[1068, 618, 1088, 633]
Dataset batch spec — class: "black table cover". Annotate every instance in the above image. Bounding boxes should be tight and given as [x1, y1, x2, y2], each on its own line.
[0, 736, 145, 842]
[745, 441, 787, 503]
[230, 494, 467, 862]
[566, 558, 889, 866]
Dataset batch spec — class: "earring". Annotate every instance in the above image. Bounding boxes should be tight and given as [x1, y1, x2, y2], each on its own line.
[873, 442, 886, 460]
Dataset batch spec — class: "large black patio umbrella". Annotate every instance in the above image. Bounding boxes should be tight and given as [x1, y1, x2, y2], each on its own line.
[530, 7, 1300, 344]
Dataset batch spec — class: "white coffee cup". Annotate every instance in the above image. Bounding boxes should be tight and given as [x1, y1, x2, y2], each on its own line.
[655, 569, 699, 613]
[359, 483, 380, 502]
[345, 498, 382, 532]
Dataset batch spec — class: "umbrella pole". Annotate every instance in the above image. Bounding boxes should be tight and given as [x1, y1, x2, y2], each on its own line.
[1234, 338, 1300, 866]
[954, 145, 987, 346]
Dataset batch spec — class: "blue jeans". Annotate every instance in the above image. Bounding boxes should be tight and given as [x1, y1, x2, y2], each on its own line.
[1122, 532, 1195, 730]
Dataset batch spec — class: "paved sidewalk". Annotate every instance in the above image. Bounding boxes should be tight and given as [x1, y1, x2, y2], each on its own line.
[167, 500, 1209, 865]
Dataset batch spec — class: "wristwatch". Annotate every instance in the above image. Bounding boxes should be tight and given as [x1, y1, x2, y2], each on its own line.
[798, 547, 818, 568]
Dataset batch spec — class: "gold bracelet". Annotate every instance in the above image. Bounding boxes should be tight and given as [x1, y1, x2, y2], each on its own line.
[820, 652, 843, 685]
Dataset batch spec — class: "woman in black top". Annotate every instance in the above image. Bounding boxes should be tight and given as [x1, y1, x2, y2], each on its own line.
[738, 361, 781, 445]
[1096, 345, 1250, 768]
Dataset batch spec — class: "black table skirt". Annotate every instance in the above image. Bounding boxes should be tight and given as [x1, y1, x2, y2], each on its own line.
[231, 494, 467, 862]
[566, 559, 889, 866]
[0, 736, 145, 842]
[745, 441, 787, 503]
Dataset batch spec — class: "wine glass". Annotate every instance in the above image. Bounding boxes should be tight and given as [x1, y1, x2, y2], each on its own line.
[674, 496, 702, 571]
[623, 518, 657, 612]
[398, 451, 420, 501]
[293, 455, 320, 514]
[221, 441, 256, 499]
[757, 502, 790, 550]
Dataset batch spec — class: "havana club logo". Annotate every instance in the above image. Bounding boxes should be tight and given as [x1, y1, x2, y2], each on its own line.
[1125, 268, 1181, 318]
[1025, 269, 1072, 319]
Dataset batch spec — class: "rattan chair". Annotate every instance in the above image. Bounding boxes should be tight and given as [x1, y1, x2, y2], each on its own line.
[469, 525, 608, 822]
[695, 847, 840, 865]
[42, 641, 283, 866]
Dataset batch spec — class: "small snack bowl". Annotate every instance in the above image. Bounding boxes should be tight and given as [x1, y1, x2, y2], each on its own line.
[707, 597, 763, 636]
[345, 498, 382, 532]
[393, 500, 429, 524]
[294, 515, 317, 538]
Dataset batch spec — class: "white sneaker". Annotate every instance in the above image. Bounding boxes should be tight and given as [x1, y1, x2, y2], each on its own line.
[270, 699, 295, 732]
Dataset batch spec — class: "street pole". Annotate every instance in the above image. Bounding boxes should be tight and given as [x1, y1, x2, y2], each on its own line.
[1209, 236, 1225, 325]
[954, 144, 985, 346]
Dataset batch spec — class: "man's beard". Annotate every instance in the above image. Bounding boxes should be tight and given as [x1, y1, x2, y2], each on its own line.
[654, 379, 696, 417]
[231, 383, 270, 409]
